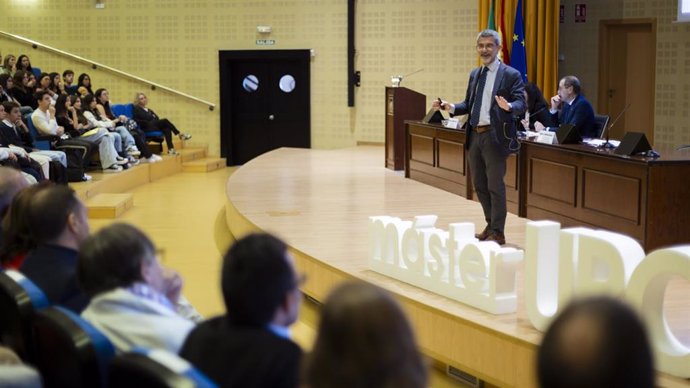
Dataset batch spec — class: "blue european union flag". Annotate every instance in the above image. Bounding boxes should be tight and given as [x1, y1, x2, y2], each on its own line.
[511, 0, 528, 82]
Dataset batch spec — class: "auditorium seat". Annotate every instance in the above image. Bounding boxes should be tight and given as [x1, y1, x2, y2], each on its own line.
[31, 68, 41, 79]
[26, 116, 53, 151]
[32, 306, 115, 388]
[0, 270, 49, 362]
[594, 114, 610, 139]
[111, 103, 165, 149]
[109, 348, 218, 388]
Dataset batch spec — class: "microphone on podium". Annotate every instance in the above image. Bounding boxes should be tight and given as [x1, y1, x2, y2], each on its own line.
[391, 68, 424, 87]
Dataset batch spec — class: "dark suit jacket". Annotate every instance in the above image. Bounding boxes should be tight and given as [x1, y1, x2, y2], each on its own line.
[20, 244, 89, 313]
[0, 122, 33, 152]
[180, 316, 302, 388]
[550, 94, 596, 138]
[132, 105, 160, 131]
[453, 62, 526, 155]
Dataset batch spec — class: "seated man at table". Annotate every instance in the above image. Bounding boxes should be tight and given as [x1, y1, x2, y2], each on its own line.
[534, 75, 596, 139]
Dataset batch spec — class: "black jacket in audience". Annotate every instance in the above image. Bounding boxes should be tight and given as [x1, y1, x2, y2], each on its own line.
[20, 244, 89, 313]
[180, 316, 302, 388]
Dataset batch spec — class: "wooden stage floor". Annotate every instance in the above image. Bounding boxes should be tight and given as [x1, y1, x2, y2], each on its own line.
[224, 146, 689, 388]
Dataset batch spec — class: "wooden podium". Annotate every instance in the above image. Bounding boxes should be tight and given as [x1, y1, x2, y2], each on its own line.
[385, 87, 425, 170]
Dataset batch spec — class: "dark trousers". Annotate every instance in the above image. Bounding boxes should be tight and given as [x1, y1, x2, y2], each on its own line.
[468, 129, 508, 234]
[146, 118, 180, 150]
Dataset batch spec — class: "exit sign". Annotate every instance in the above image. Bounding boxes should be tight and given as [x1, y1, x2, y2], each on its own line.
[256, 39, 275, 45]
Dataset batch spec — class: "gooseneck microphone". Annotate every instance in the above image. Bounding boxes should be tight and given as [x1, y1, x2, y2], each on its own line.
[600, 103, 631, 149]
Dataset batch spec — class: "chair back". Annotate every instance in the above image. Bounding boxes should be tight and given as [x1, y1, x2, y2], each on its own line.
[0, 270, 49, 362]
[109, 348, 218, 388]
[32, 306, 115, 388]
[594, 114, 610, 139]
[26, 116, 52, 150]
[110, 103, 133, 119]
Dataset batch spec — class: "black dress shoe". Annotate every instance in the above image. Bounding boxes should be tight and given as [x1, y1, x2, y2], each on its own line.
[486, 231, 506, 245]
[475, 226, 491, 241]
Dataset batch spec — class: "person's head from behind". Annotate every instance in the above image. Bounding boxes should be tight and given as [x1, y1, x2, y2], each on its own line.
[538, 296, 654, 388]
[0, 183, 48, 266]
[222, 233, 301, 327]
[0, 167, 29, 221]
[304, 282, 427, 388]
[26, 185, 89, 248]
[78, 223, 163, 298]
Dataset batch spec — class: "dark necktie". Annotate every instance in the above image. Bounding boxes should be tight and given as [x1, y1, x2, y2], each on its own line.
[470, 67, 488, 127]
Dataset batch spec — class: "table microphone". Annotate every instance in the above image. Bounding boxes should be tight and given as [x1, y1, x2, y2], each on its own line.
[600, 103, 631, 149]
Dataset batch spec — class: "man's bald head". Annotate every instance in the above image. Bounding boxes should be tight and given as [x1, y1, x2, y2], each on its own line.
[538, 296, 654, 388]
[0, 167, 28, 218]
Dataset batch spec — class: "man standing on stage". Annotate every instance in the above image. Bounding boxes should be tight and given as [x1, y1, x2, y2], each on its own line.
[433, 29, 525, 245]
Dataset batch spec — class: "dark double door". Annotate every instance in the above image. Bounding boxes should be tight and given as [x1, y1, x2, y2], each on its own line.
[220, 50, 311, 165]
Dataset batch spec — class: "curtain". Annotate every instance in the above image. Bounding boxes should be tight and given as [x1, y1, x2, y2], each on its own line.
[478, 0, 559, 97]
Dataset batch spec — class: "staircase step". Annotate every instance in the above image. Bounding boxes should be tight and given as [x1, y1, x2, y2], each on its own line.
[178, 148, 207, 162]
[182, 158, 226, 173]
[86, 193, 133, 219]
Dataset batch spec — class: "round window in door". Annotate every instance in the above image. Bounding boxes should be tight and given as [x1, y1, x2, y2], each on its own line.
[279, 75, 296, 93]
[242, 75, 259, 92]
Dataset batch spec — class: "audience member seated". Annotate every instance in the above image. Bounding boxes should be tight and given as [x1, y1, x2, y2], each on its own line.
[180, 233, 303, 388]
[30, 91, 96, 181]
[76, 73, 94, 96]
[521, 82, 554, 130]
[49, 72, 65, 96]
[537, 296, 654, 388]
[0, 104, 43, 183]
[133, 92, 192, 155]
[62, 70, 76, 95]
[78, 223, 196, 353]
[15, 55, 33, 76]
[20, 185, 90, 313]
[0, 55, 17, 76]
[0, 345, 43, 388]
[82, 94, 138, 164]
[2, 101, 58, 181]
[0, 183, 45, 270]
[34, 73, 58, 104]
[9, 71, 36, 111]
[0, 74, 18, 104]
[55, 95, 126, 173]
[302, 281, 428, 388]
[535, 75, 596, 139]
[95, 88, 159, 161]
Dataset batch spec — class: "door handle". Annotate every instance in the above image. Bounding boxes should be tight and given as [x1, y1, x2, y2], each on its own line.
[608, 89, 615, 98]
[268, 114, 275, 120]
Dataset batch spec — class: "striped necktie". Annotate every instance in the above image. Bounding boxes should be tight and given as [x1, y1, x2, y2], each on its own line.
[470, 66, 488, 127]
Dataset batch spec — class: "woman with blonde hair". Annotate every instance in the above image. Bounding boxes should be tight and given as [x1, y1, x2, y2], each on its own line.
[132, 92, 191, 155]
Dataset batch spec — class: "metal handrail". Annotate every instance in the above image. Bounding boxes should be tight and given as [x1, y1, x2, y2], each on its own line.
[0, 30, 215, 111]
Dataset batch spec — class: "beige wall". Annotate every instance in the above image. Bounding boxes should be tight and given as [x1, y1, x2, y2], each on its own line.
[558, 0, 690, 148]
[5, 1, 684, 153]
[0, 0, 478, 157]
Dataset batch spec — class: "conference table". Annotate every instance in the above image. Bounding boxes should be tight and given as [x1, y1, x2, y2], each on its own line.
[405, 121, 690, 252]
